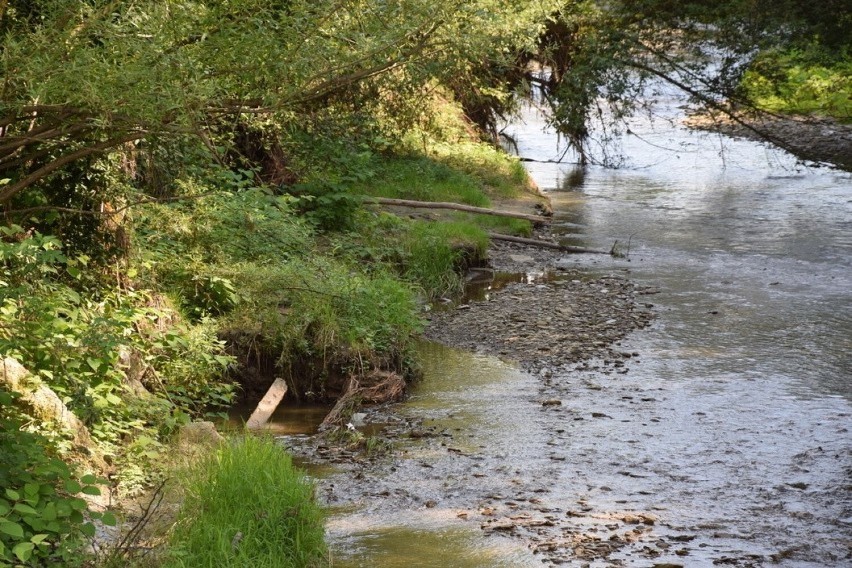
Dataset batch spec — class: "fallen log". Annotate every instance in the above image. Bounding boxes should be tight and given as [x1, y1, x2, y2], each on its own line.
[246, 377, 288, 429]
[364, 197, 551, 225]
[488, 232, 609, 254]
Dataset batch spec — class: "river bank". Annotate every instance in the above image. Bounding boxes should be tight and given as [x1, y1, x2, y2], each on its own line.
[284, 229, 672, 566]
[285, 86, 852, 566]
[684, 110, 852, 171]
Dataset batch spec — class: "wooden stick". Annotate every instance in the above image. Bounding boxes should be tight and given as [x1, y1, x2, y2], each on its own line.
[488, 232, 608, 254]
[246, 377, 288, 429]
[364, 196, 551, 224]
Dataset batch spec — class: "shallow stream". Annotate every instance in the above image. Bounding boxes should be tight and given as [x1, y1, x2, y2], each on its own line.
[281, 93, 851, 566]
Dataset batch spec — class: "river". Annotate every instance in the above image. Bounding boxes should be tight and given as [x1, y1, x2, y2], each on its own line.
[292, 92, 852, 566]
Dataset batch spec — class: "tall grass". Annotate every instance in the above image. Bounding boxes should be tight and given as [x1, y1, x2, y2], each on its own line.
[403, 220, 489, 298]
[166, 437, 326, 568]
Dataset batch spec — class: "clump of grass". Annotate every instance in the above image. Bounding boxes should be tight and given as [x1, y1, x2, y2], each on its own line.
[430, 139, 532, 199]
[166, 436, 326, 568]
[402, 220, 489, 299]
[218, 257, 422, 366]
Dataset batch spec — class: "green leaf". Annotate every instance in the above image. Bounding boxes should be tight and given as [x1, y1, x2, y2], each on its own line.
[79, 474, 98, 485]
[12, 542, 34, 563]
[0, 521, 24, 539]
[23, 516, 44, 531]
[0, 501, 10, 516]
[63, 480, 82, 494]
[100, 512, 117, 527]
[80, 522, 96, 538]
[30, 534, 49, 545]
[5, 489, 20, 501]
[81, 486, 101, 496]
[45, 521, 61, 533]
[55, 501, 71, 517]
[13, 503, 38, 516]
[40, 502, 56, 522]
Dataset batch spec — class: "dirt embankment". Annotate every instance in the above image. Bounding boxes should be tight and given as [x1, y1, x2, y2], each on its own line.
[685, 111, 852, 171]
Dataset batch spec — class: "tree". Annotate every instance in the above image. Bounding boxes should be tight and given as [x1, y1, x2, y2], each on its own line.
[0, 0, 556, 216]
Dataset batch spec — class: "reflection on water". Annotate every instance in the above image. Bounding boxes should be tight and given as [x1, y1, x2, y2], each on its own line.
[507, 98, 852, 400]
[226, 402, 332, 435]
[324, 343, 543, 568]
[329, 522, 536, 568]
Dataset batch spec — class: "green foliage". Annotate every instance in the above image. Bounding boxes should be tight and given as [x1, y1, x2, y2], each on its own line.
[349, 155, 490, 207]
[0, 391, 114, 567]
[428, 140, 532, 200]
[166, 436, 326, 568]
[0, 227, 236, 492]
[219, 257, 423, 370]
[402, 221, 489, 299]
[741, 47, 852, 120]
[289, 181, 364, 232]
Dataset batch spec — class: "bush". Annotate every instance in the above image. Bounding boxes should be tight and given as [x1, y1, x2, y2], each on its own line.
[0, 227, 236, 493]
[742, 47, 852, 120]
[0, 392, 114, 567]
[166, 436, 326, 568]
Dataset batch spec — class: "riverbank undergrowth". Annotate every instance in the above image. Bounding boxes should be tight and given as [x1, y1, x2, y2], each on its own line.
[165, 436, 326, 568]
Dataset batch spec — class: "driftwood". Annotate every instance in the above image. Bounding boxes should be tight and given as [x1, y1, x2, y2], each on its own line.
[365, 197, 551, 225]
[1, 357, 107, 472]
[321, 371, 406, 430]
[488, 232, 609, 254]
[246, 377, 288, 429]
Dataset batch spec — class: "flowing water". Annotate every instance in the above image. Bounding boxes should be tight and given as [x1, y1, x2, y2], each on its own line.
[285, 93, 851, 566]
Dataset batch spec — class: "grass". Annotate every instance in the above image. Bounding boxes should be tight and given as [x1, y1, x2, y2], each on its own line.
[165, 436, 326, 568]
[350, 154, 491, 206]
[402, 220, 489, 298]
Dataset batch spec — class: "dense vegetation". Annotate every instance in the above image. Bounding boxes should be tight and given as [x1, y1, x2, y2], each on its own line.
[1, 0, 847, 564]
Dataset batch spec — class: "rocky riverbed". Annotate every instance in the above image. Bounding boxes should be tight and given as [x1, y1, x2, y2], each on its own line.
[281, 234, 704, 566]
[685, 111, 852, 171]
[424, 240, 654, 376]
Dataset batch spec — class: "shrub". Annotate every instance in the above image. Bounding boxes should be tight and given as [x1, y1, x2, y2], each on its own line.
[0, 392, 114, 567]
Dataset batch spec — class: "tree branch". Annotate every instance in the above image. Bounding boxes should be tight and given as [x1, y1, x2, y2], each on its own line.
[0, 132, 146, 204]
